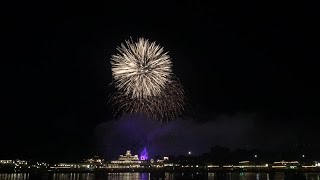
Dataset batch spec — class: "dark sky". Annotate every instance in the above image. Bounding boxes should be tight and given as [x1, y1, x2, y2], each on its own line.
[1, 1, 319, 161]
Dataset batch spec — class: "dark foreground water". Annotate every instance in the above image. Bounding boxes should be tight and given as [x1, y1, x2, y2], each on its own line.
[0, 172, 319, 180]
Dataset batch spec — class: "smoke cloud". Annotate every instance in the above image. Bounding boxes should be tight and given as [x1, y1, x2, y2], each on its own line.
[94, 113, 256, 159]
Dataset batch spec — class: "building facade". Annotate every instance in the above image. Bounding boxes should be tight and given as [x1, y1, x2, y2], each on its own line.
[108, 150, 143, 168]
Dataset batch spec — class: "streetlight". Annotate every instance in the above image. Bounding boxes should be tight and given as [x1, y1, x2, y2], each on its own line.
[188, 151, 192, 155]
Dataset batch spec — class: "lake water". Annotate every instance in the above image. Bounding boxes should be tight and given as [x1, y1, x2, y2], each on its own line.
[0, 172, 319, 180]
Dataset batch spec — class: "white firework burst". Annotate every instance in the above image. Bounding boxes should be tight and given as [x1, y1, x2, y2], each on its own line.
[111, 38, 172, 99]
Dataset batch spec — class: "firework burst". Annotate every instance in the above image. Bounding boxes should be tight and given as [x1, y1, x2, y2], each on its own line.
[111, 38, 172, 99]
[109, 38, 184, 122]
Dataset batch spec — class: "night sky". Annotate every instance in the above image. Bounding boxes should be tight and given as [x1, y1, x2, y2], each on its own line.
[1, 1, 319, 161]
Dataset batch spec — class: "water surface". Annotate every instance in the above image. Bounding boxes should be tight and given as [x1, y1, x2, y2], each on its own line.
[0, 172, 318, 180]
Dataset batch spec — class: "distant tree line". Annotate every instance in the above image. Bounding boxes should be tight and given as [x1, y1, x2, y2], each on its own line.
[157, 145, 320, 165]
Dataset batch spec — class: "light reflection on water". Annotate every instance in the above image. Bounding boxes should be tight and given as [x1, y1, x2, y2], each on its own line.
[0, 173, 29, 180]
[0, 172, 319, 180]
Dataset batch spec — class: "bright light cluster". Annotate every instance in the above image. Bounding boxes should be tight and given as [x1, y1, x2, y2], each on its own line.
[111, 38, 172, 99]
[110, 38, 184, 121]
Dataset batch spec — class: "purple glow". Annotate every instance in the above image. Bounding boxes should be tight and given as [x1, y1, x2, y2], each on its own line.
[140, 147, 148, 160]
[96, 114, 255, 158]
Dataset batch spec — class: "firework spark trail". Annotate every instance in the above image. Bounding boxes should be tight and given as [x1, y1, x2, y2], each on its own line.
[110, 38, 184, 122]
[109, 78, 184, 122]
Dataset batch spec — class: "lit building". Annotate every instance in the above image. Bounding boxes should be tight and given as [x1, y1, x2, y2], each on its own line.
[206, 164, 220, 168]
[51, 156, 104, 171]
[15, 160, 28, 166]
[117, 150, 139, 161]
[232, 161, 269, 168]
[0, 160, 13, 164]
[52, 163, 93, 169]
[108, 150, 142, 168]
[272, 161, 300, 169]
[0, 159, 28, 166]
[84, 155, 104, 164]
[151, 156, 178, 168]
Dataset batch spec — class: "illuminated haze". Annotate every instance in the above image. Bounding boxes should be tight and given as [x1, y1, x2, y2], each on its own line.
[95, 114, 257, 159]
